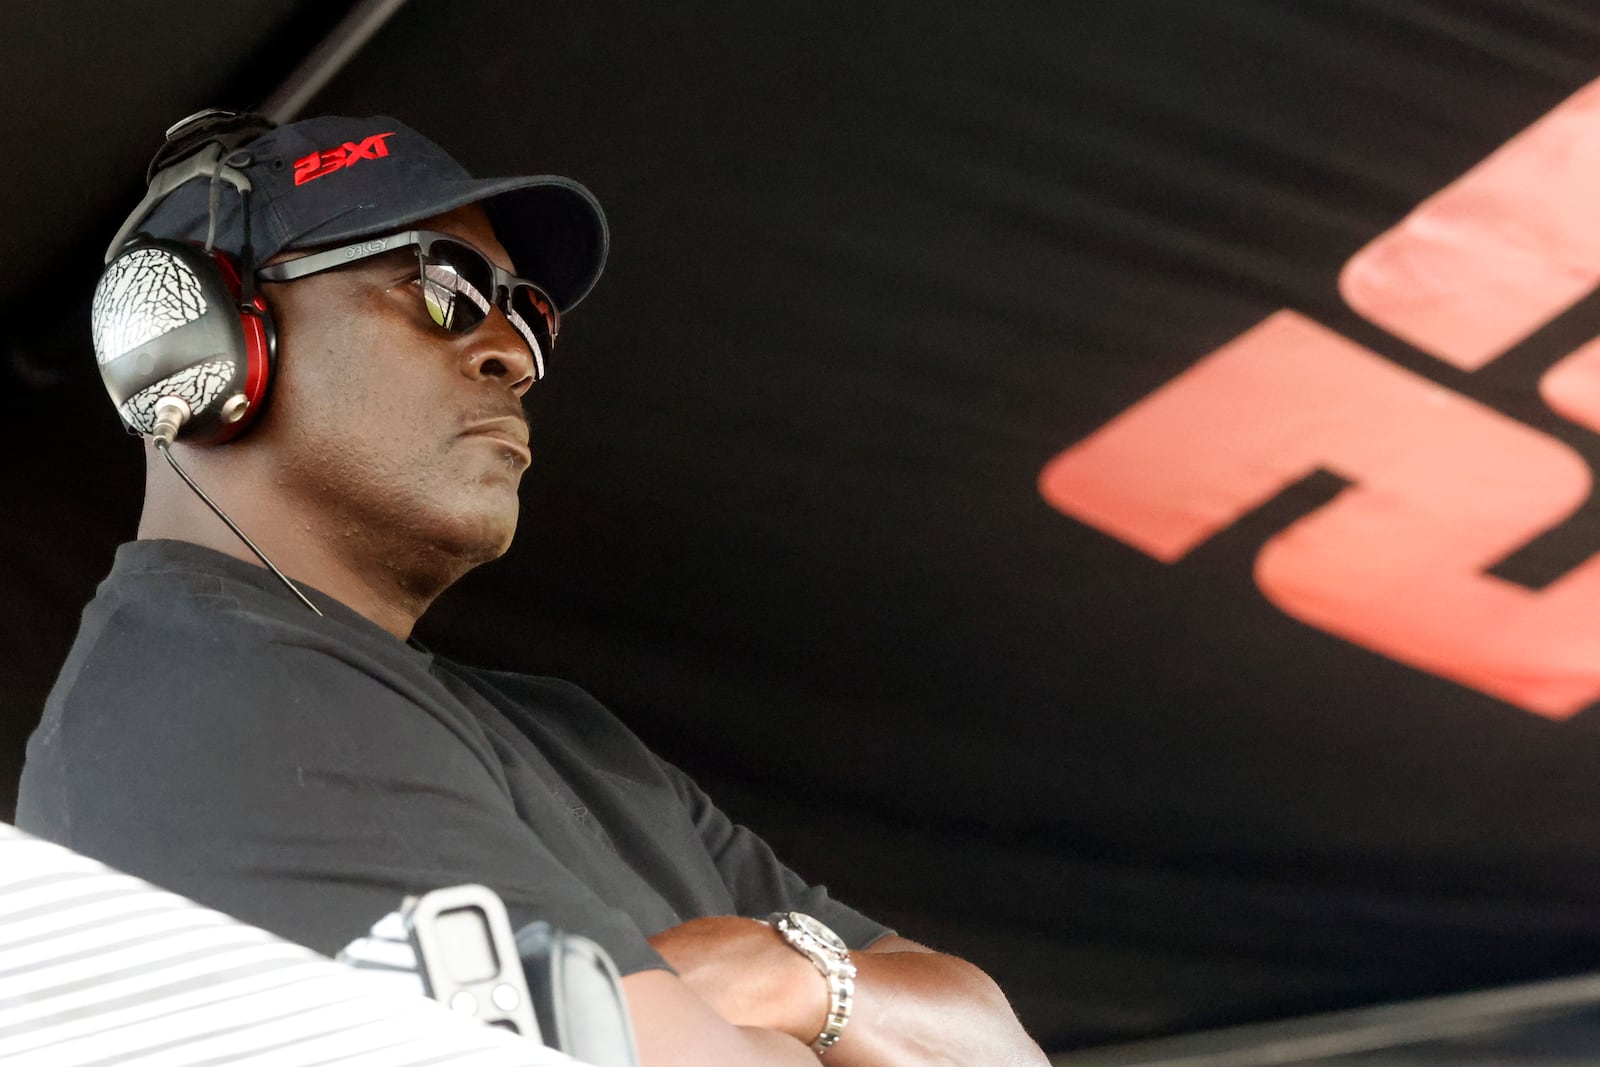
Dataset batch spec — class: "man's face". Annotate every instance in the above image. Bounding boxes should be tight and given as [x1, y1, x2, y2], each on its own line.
[254, 204, 539, 575]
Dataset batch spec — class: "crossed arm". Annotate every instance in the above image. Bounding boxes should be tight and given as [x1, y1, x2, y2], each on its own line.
[623, 917, 1049, 1067]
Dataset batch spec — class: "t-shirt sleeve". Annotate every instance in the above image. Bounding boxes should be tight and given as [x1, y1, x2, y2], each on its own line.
[654, 757, 893, 950]
[25, 601, 668, 975]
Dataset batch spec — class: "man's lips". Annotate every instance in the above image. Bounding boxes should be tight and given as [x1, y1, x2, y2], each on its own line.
[460, 415, 532, 467]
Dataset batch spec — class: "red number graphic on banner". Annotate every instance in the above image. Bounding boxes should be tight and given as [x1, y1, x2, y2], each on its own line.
[1542, 337, 1600, 434]
[1341, 79, 1600, 371]
[1041, 77, 1600, 717]
[1041, 313, 1597, 717]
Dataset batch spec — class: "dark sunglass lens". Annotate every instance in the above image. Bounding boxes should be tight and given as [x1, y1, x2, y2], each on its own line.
[420, 240, 496, 332]
[509, 284, 557, 344]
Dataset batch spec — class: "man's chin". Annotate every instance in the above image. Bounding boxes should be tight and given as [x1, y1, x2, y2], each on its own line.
[443, 508, 519, 567]
[399, 487, 521, 571]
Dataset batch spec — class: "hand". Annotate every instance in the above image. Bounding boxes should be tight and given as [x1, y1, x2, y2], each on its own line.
[650, 919, 1050, 1067]
[647, 915, 829, 1043]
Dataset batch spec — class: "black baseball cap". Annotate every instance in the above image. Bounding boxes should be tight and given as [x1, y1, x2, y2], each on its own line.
[128, 113, 609, 313]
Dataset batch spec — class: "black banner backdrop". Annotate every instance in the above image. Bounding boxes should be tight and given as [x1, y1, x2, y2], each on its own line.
[7, 0, 1600, 1052]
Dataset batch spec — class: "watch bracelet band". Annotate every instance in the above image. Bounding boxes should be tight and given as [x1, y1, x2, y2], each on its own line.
[766, 912, 857, 1055]
[811, 967, 854, 1053]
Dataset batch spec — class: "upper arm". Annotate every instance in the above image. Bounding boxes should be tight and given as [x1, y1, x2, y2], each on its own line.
[655, 757, 894, 949]
[863, 933, 937, 954]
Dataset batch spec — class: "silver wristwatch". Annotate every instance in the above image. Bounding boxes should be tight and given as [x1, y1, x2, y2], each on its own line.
[766, 911, 857, 1054]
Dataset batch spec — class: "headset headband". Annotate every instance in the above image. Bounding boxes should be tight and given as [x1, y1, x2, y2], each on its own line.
[104, 109, 275, 264]
[104, 144, 252, 264]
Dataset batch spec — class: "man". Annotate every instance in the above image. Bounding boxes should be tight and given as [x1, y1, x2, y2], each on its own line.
[17, 113, 1046, 1066]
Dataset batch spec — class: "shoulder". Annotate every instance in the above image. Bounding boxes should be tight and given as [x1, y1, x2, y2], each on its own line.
[446, 662, 608, 708]
[24, 563, 509, 842]
[39, 546, 466, 771]
[439, 660, 638, 738]
[436, 660, 676, 783]
[49, 574, 361, 720]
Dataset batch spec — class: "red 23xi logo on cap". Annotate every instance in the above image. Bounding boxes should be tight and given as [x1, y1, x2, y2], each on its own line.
[292, 131, 396, 187]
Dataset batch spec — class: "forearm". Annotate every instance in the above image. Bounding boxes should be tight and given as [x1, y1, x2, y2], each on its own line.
[827, 946, 1048, 1067]
[736, 1025, 829, 1065]
[623, 969, 824, 1067]
[649, 920, 1047, 1067]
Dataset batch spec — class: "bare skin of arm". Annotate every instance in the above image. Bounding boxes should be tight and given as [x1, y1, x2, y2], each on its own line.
[643, 917, 1049, 1067]
[622, 969, 821, 1067]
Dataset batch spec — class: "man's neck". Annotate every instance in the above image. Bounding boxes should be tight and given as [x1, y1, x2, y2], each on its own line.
[138, 518, 439, 639]
[137, 473, 461, 642]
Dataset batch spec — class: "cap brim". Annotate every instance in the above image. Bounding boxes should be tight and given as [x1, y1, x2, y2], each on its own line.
[284, 175, 609, 313]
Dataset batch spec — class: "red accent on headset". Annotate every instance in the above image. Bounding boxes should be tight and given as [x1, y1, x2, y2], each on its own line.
[208, 252, 272, 444]
[237, 297, 271, 416]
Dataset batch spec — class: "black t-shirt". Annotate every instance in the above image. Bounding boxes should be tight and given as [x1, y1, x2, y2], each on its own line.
[16, 540, 888, 974]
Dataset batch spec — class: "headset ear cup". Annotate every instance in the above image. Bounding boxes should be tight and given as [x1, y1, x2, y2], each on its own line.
[90, 239, 273, 443]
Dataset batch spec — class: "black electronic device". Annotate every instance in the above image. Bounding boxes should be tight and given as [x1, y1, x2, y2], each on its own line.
[518, 920, 641, 1067]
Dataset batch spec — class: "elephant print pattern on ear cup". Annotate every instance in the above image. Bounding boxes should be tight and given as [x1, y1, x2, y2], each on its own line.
[91, 247, 209, 365]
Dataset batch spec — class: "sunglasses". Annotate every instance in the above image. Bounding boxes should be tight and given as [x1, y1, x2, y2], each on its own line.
[256, 230, 560, 380]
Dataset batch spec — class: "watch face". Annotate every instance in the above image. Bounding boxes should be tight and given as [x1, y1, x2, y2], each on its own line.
[791, 912, 849, 955]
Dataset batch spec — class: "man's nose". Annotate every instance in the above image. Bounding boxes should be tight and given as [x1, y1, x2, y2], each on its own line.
[461, 299, 537, 397]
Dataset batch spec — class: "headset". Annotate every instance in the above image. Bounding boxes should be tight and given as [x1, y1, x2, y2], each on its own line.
[92, 109, 279, 446]
[92, 109, 323, 616]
